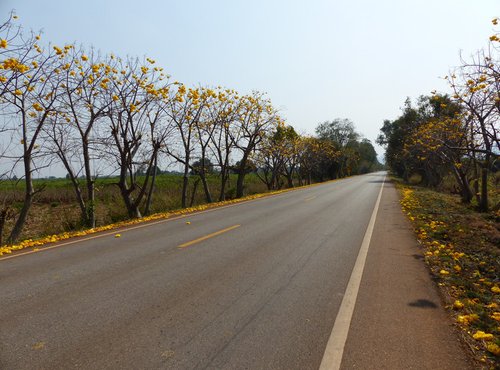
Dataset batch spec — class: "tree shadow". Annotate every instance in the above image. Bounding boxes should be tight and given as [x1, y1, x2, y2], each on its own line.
[408, 299, 438, 309]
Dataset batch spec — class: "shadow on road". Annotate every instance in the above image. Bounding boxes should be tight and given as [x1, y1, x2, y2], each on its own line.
[408, 299, 438, 309]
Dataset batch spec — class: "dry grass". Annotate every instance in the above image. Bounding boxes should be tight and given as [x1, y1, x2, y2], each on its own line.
[396, 180, 500, 368]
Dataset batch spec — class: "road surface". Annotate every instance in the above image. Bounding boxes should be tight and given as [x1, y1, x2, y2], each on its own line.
[0, 172, 471, 369]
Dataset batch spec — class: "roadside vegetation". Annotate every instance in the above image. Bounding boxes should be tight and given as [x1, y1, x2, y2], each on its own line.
[379, 18, 500, 368]
[0, 13, 381, 250]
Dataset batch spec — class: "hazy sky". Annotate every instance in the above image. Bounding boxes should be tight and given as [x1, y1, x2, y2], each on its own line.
[1, 0, 499, 158]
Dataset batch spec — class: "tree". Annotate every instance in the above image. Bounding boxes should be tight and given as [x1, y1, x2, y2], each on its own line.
[0, 23, 64, 243]
[105, 56, 171, 217]
[316, 118, 359, 178]
[447, 47, 499, 211]
[231, 92, 279, 198]
[162, 83, 206, 208]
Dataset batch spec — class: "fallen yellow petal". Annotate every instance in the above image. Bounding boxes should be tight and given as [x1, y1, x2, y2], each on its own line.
[472, 330, 494, 341]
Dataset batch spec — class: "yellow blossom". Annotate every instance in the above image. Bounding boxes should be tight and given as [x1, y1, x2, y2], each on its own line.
[472, 331, 494, 341]
[81, 55, 88, 61]
[0, 39, 7, 48]
[32, 102, 43, 112]
[487, 342, 500, 356]
[457, 314, 479, 325]
[453, 300, 464, 310]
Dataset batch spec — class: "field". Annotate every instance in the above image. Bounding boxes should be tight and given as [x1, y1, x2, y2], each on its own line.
[0, 173, 269, 243]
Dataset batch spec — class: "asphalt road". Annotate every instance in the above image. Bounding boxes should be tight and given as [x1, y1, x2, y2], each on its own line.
[0, 172, 469, 369]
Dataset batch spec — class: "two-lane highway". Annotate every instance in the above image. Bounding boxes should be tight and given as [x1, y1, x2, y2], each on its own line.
[1, 173, 385, 369]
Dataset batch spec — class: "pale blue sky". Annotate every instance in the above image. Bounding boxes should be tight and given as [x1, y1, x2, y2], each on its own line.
[1, 0, 499, 158]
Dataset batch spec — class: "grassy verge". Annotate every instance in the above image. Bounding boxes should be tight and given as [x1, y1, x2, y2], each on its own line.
[395, 179, 500, 368]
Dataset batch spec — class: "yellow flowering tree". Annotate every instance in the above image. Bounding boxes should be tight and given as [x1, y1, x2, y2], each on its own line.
[231, 92, 280, 198]
[447, 47, 499, 211]
[105, 56, 172, 217]
[0, 21, 65, 243]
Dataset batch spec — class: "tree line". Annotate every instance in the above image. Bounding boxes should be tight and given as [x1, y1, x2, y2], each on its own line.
[0, 14, 380, 244]
[378, 18, 499, 212]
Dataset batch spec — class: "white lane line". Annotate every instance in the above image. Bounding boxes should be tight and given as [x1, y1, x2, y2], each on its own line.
[319, 175, 385, 370]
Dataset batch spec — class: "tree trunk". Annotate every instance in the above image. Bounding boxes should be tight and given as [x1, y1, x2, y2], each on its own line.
[8, 156, 34, 244]
[82, 140, 96, 228]
[452, 166, 473, 204]
[218, 171, 228, 201]
[181, 162, 190, 208]
[479, 164, 489, 212]
[189, 178, 200, 207]
[144, 155, 158, 216]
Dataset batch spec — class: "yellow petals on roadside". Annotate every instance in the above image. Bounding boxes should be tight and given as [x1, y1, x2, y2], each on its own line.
[185, 221, 191, 225]
[452, 300, 464, 310]
[487, 342, 500, 356]
[472, 330, 494, 341]
[457, 313, 479, 325]
[114, 234, 121, 238]
[32, 341, 45, 350]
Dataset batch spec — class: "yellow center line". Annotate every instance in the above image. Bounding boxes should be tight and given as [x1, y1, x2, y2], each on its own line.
[177, 224, 241, 249]
[304, 195, 317, 201]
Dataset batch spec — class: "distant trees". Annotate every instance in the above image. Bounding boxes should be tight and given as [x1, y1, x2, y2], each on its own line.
[378, 20, 499, 211]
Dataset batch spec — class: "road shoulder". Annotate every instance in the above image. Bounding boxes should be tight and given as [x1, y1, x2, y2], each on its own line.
[340, 181, 473, 369]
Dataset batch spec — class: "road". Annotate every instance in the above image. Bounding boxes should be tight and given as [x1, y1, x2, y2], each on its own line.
[0, 172, 471, 369]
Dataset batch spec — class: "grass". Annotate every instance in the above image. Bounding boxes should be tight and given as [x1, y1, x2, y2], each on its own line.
[0, 173, 269, 243]
[395, 179, 500, 368]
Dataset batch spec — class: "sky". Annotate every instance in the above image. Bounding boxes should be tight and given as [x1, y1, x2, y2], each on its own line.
[1, 0, 499, 162]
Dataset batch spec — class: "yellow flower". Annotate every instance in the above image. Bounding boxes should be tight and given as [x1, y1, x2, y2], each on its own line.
[491, 312, 500, 322]
[81, 55, 88, 61]
[453, 265, 462, 272]
[439, 269, 449, 275]
[0, 75, 6, 83]
[114, 234, 121, 238]
[457, 314, 478, 325]
[0, 39, 7, 48]
[452, 300, 464, 310]
[14, 89, 22, 96]
[487, 342, 500, 356]
[112, 95, 119, 101]
[492, 286, 500, 294]
[32, 102, 43, 112]
[472, 330, 494, 341]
